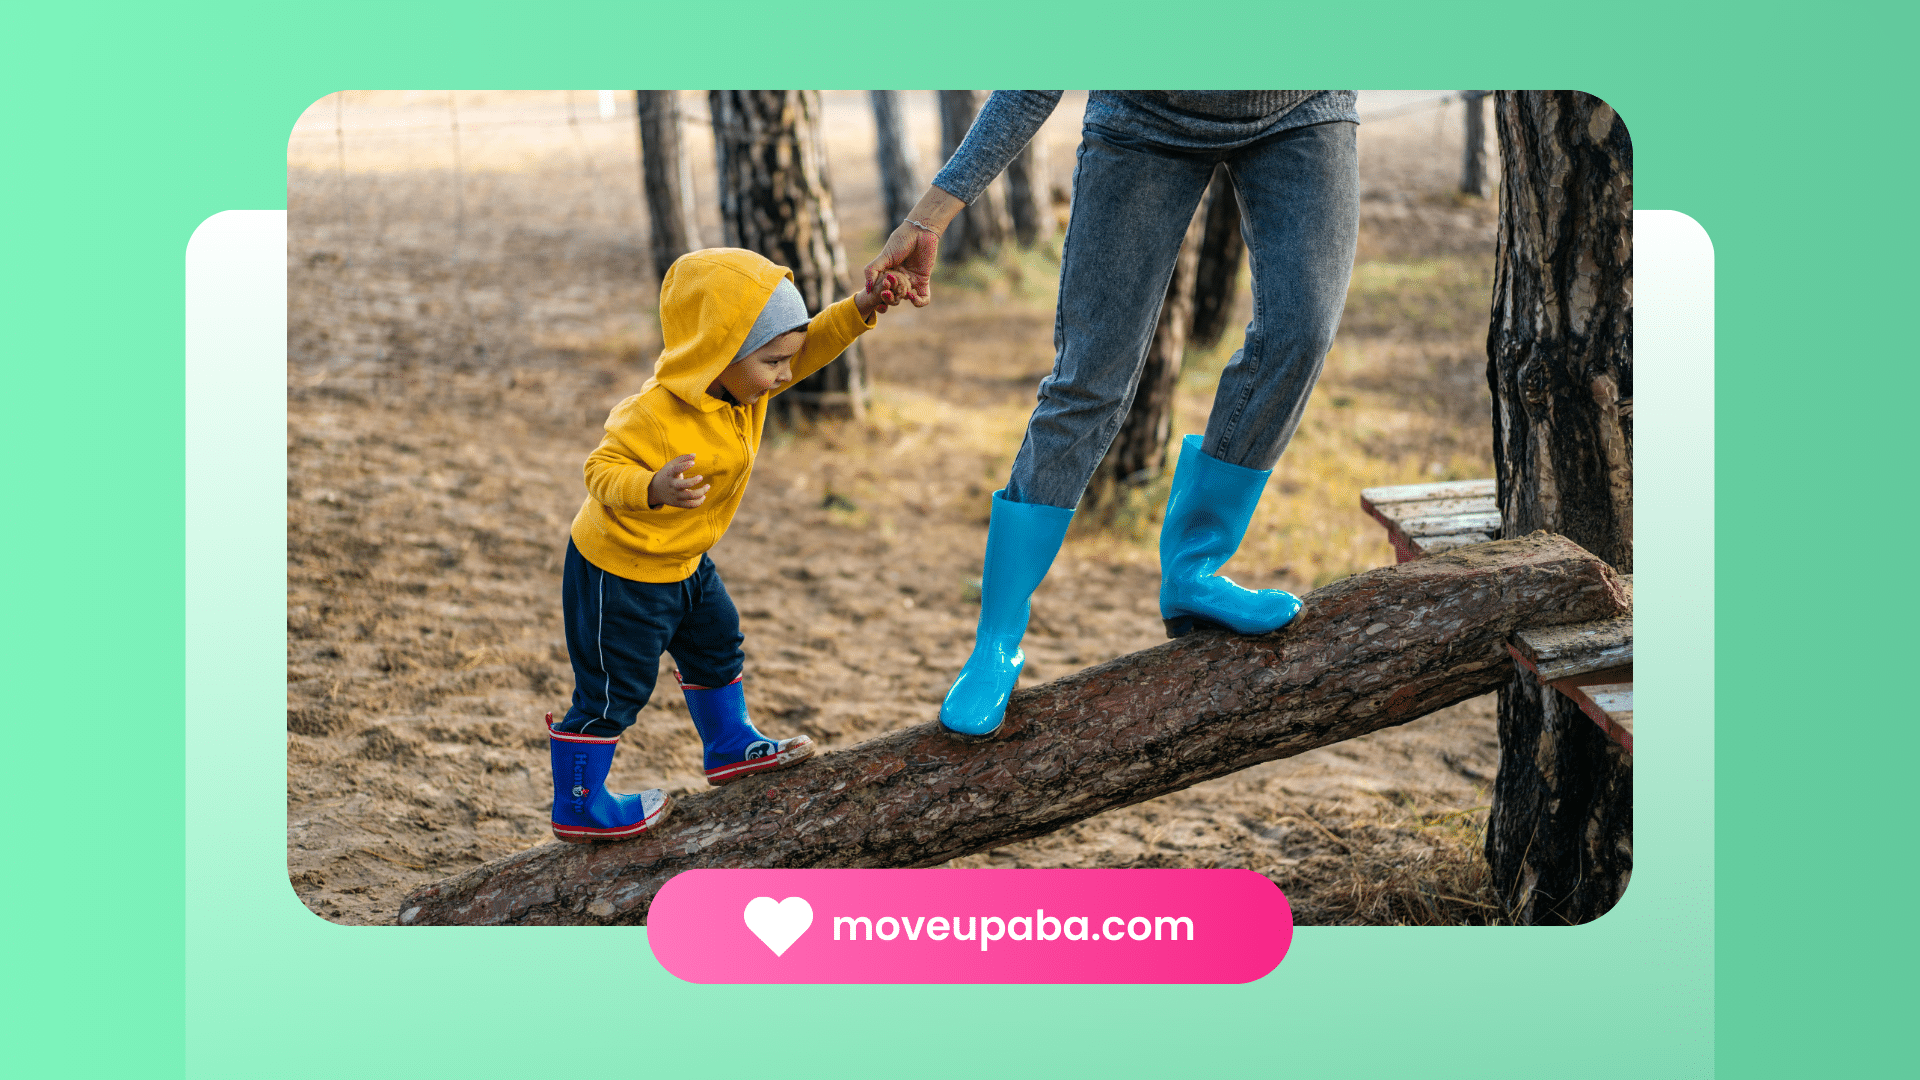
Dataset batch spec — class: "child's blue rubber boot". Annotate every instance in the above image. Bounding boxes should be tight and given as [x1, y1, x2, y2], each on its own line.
[1159, 435, 1301, 638]
[547, 713, 673, 843]
[678, 673, 815, 786]
[940, 489, 1075, 737]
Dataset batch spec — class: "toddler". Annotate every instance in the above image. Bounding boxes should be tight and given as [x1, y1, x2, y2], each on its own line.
[548, 248, 899, 842]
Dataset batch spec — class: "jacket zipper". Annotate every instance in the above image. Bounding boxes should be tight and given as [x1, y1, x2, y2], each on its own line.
[704, 407, 753, 549]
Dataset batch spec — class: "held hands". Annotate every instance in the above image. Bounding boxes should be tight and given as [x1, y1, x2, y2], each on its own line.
[862, 186, 961, 309]
[853, 270, 908, 321]
[648, 454, 710, 509]
[863, 223, 938, 309]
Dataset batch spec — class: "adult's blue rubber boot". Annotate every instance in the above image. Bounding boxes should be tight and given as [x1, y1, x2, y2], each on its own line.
[547, 713, 673, 843]
[679, 673, 815, 786]
[1159, 435, 1301, 638]
[941, 489, 1075, 737]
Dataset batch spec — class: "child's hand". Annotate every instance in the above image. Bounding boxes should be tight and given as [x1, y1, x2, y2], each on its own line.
[648, 454, 709, 509]
[854, 271, 905, 320]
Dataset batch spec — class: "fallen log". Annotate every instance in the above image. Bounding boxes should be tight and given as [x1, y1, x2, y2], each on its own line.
[400, 533, 1626, 925]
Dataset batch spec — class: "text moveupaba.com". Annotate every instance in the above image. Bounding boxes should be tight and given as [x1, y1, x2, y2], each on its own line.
[831, 911, 1195, 951]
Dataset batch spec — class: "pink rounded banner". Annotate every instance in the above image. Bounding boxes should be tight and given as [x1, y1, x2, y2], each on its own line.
[647, 868, 1293, 984]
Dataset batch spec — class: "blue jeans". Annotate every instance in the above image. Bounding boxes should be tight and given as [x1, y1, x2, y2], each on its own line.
[1004, 119, 1359, 509]
[555, 541, 744, 737]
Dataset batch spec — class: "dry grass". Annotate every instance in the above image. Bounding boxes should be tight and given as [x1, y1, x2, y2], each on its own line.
[288, 91, 1506, 926]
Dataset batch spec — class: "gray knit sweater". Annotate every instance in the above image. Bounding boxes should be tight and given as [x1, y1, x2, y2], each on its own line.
[931, 91, 1360, 205]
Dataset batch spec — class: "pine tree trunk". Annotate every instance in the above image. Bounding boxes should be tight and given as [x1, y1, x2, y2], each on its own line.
[1461, 91, 1492, 198]
[709, 90, 867, 420]
[938, 90, 1007, 263]
[869, 90, 920, 227]
[399, 534, 1627, 926]
[1087, 199, 1207, 505]
[1484, 90, 1634, 924]
[1006, 135, 1052, 248]
[1189, 165, 1246, 349]
[636, 90, 698, 281]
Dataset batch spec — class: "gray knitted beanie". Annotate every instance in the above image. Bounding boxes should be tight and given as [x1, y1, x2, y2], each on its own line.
[732, 277, 810, 362]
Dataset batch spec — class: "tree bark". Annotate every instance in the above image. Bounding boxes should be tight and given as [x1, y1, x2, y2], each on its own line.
[938, 90, 1007, 263]
[1484, 90, 1634, 924]
[1005, 135, 1052, 248]
[1188, 164, 1246, 350]
[399, 534, 1627, 926]
[710, 90, 867, 420]
[636, 90, 699, 281]
[869, 90, 920, 227]
[1460, 91, 1492, 198]
[1086, 198, 1207, 505]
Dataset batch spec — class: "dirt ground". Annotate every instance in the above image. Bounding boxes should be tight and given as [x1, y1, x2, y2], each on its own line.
[287, 91, 1508, 926]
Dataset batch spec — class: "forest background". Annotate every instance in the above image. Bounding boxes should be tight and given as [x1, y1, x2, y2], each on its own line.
[286, 89, 1513, 926]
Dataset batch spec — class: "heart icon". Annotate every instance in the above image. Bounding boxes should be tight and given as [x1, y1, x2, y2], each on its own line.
[742, 896, 813, 957]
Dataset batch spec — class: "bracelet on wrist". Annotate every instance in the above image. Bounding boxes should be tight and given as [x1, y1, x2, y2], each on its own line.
[904, 217, 940, 237]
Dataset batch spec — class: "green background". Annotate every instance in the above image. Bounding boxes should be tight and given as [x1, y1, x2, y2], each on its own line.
[7, 2, 1906, 1076]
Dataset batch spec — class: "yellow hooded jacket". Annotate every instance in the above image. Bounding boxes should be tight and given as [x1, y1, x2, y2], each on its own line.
[569, 249, 874, 582]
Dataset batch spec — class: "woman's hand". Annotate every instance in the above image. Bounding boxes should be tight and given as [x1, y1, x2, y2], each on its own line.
[862, 186, 965, 308]
[864, 223, 938, 308]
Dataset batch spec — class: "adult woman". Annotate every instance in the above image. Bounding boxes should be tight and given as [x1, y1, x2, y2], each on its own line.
[866, 91, 1360, 737]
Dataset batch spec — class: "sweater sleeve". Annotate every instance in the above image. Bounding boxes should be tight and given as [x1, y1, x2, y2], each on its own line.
[777, 295, 877, 392]
[582, 399, 668, 512]
[929, 91, 1064, 205]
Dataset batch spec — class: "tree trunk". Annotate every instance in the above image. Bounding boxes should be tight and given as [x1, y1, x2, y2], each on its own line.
[938, 90, 1007, 263]
[1484, 90, 1634, 925]
[1188, 164, 1246, 349]
[636, 90, 699, 281]
[1461, 91, 1492, 198]
[869, 90, 921, 227]
[1086, 198, 1207, 506]
[399, 534, 1627, 926]
[710, 90, 867, 420]
[1006, 135, 1052, 248]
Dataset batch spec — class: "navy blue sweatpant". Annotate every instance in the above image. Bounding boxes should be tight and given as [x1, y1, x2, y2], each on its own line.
[555, 540, 745, 737]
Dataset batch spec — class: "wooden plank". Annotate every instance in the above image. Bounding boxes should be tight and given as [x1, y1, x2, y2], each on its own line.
[1359, 500, 1420, 564]
[1583, 684, 1633, 734]
[1506, 575, 1633, 755]
[1384, 530, 1419, 564]
[1412, 532, 1494, 556]
[1361, 495, 1498, 525]
[1400, 511, 1503, 538]
[1552, 664, 1633, 688]
[1513, 618, 1632, 682]
[1511, 575, 1632, 682]
[1359, 478, 1498, 505]
[1562, 682, 1633, 757]
[1506, 644, 1634, 755]
[1359, 480, 1502, 567]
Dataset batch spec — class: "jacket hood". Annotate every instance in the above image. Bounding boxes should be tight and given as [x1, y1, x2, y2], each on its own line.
[650, 248, 796, 412]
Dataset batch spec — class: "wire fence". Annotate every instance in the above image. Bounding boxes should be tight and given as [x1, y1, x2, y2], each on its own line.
[289, 90, 1488, 246]
[288, 91, 1492, 384]
[1358, 90, 1480, 124]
